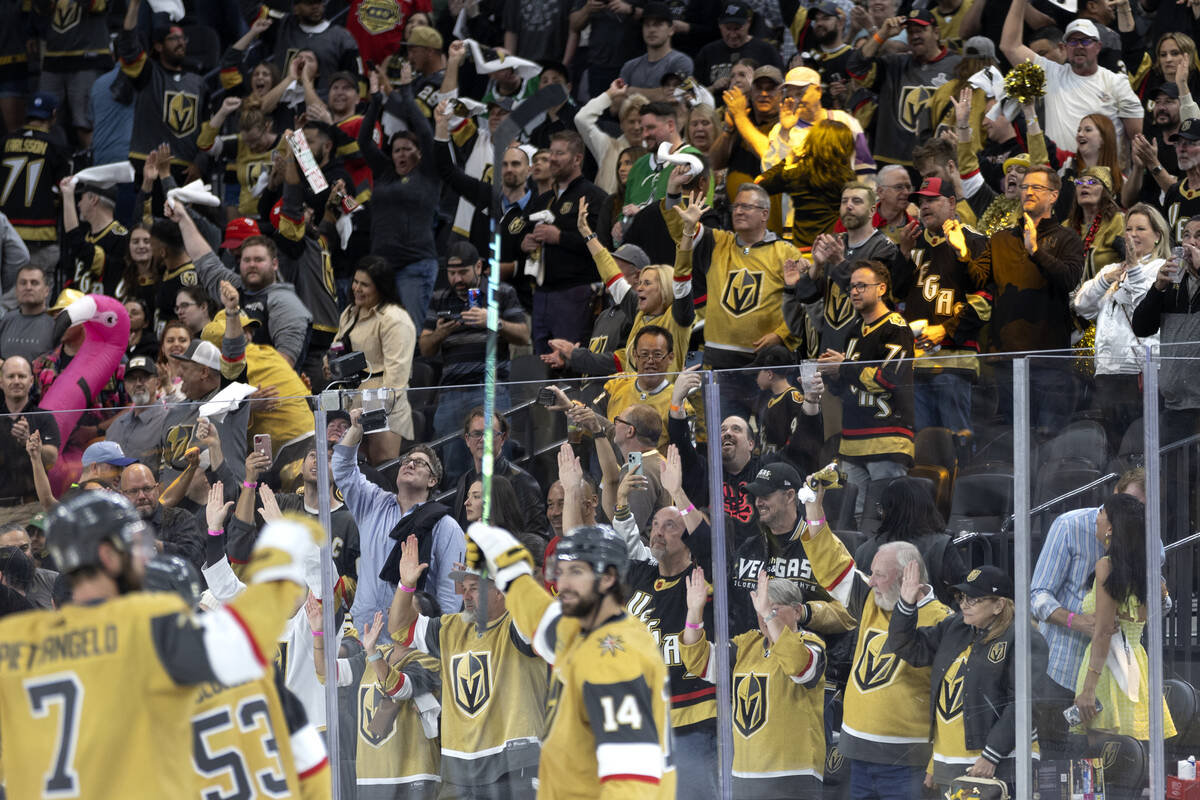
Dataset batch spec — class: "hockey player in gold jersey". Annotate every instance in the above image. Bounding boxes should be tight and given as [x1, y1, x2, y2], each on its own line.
[0, 492, 326, 800]
[465, 522, 676, 799]
[141, 553, 332, 800]
[681, 566, 827, 799]
[798, 473, 951, 798]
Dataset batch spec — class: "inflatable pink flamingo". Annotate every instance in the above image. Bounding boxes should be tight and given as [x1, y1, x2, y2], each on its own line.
[39, 295, 130, 490]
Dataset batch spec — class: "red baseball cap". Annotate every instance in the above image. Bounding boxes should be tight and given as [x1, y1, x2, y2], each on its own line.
[912, 177, 956, 199]
[221, 217, 261, 250]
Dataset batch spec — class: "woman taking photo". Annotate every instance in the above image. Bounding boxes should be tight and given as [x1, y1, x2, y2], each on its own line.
[1066, 167, 1125, 284]
[887, 563, 1048, 796]
[333, 256, 416, 464]
[681, 567, 826, 799]
[357, 60, 440, 330]
[1073, 203, 1164, 443]
[1072, 493, 1176, 741]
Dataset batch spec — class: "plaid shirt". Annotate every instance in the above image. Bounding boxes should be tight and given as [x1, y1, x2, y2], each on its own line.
[1030, 506, 1104, 690]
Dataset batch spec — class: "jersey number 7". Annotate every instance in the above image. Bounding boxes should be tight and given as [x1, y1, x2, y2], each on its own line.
[24, 673, 85, 798]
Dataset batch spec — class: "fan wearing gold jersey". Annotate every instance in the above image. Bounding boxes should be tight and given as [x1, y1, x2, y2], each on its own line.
[389, 535, 549, 798]
[681, 566, 827, 799]
[465, 522, 676, 799]
[0, 492, 327, 800]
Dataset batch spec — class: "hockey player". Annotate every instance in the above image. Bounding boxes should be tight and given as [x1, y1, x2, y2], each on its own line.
[142, 553, 332, 800]
[464, 521, 676, 798]
[0, 492, 324, 799]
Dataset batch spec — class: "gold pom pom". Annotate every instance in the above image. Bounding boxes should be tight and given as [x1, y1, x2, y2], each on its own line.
[1004, 60, 1047, 106]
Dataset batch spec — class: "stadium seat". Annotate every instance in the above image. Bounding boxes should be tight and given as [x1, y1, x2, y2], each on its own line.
[1165, 677, 1199, 757]
[1041, 420, 1109, 471]
[1033, 457, 1104, 515]
[1117, 416, 1143, 464]
[822, 483, 858, 532]
[1086, 735, 1146, 800]
[947, 471, 1013, 534]
[911, 426, 957, 517]
[507, 354, 549, 407]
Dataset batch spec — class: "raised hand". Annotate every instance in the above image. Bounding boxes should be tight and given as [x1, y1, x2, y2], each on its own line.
[195, 416, 218, 448]
[1023, 212, 1038, 255]
[362, 610, 385, 651]
[900, 559, 922, 604]
[577, 196, 592, 237]
[219, 279, 240, 313]
[556, 442, 583, 491]
[672, 190, 710, 232]
[722, 87, 748, 118]
[398, 534, 429, 589]
[206, 481, 234, 530]
[24, 428, 40, 458]
[750, 568, 772, 619]
[949, 86, 972, 128]
[258, 484, 282, 522]
[304, 592, 323, 632]
[684, 566, 708, 616]
[782, 257, 808, 287]
[245, 450, 271, 483]
[660, 444, 683, 498]
[448, 40, 467, 66]
[943, 218, 968, 260]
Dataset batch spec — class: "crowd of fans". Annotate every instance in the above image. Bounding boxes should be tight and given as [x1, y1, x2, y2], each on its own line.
[0, 0, 1192, 796]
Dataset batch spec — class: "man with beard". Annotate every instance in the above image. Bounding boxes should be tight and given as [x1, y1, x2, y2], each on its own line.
[799, 475, 951, 800]
[712, 67, 783, 226]
[118, 463, 205, 571]
[693, 1, 782, 89]
[389, 534, 549, 798]
[270, 0, 360, 96]
[105, 356, 169, 474]
[1125, 83, 1184, 207]
[118, 0, 209, 182]
[463, 521, 676, 797]
[522, 131, 607, 354]
[624, 100, 701, 206]
[789, 182, 900, 354]
[804, 1, 856, 102]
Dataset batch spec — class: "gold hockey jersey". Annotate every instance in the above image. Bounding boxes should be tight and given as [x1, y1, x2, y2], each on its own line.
[0, 582, 302, 799]
[506, 575, 676, 799]
[681, 626, 826, 797]
[802, 521, 951, 766]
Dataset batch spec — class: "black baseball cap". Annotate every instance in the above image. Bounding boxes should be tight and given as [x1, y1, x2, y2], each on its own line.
[811, 0, 840, 17]
[951, 565, 1014, 599]
[750, 344, 795, 370]
[912, 176, 956, 199]
[125, 355, 156, 376]
[718, 0, 752, 24]
[1153, 82, 1180, 100]
[1179, 118, 1200, 141]
[643, 1, 674, 22]
[78, 182, 118, 204]
[745, 462, 803, 496]
[906, 8, 935, 26]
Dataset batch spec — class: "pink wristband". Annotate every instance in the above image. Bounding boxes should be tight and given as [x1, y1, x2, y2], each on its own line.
[807, 517, 826, 528]
[1067, 612, 1075, 629]
[399, 583, 416, 593]
[312, 630, 323, 637]
[242, 481, 258, 489]
[207, 528, 223, 537]
[685, 621, 703, 629]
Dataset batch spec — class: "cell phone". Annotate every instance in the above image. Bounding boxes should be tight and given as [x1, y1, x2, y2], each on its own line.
[253, 434, 272, 463]
[626, 451, 643, 476]
[537, 387, 557, 406]
[1062, 699, 1103, 726]
[437, 310, 461, 321]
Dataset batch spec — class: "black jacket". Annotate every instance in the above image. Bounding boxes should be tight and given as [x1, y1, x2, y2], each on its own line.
[886, 597, 1050, 764]
[451, 457, 550, 540]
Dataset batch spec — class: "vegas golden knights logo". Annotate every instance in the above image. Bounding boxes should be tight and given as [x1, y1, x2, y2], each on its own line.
[825, 280, 853, 329]
[165, 91, 199, 136]
[825, 746, 845, 775]
[733, 673, 768, 737]
[1102, 740, 1121, 769]
[721, 269, 763, 318]
[450, 651, 493, 717]
[508, 215, 526, 234]
[853, 630, 900, 692]
[357, 0, 402, 34]
[359, 685, 398, 746]
[987, 641, 1008, 664]
[164, 423, 196, 469]
[52, 0, 82, 33]
[897, 85, 931, 134]
[936, 668, 965, 722]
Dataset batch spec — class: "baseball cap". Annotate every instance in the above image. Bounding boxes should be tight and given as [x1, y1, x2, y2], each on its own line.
[201, 312, 259, 346]
[643, 1, 674, 22]
[950, 565, 1014, 600]
[448, 566, 485, 582]
[810, 0, 840, 17]
[1002, 153, 1033, 175]
[170, 339, 222, 371]
[328, 71, 358, 90]
[78, 183, 118, 204]
[912, 176, 956, 199]
[81, 441, 137, 468]
[783, 66, 821, 90]
[1154, 82, 1180, 100]
[749, 344, 794, 370]
[1180, 118, 1200, 141]
[718, 1, 752, 23]
[27, 92, 59, 120]
[612, 243, 650, 270]
[905, 8, 935, 26]
[125, 355, 157, 376]
[27, 512, 47, 533]
[744, 462, 803, 496]
[400, 25, 444, 50]
[221, 217, 261, 250]
[962, 36, 996, 60]
[752, 65, 784, 86]
[1063, 18, 1099, 40]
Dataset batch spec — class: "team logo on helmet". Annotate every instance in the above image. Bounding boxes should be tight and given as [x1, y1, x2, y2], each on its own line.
[450, 651, 493, 717]
[733, 673, 768, 737]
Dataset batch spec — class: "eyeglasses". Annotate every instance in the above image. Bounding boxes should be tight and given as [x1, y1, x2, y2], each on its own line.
[175, 301, 197, 311]
[848, 282, 881, 293]
[1064, 36, 1098, 48]
[122, 484, 158, 496]
[955, 594, 991, 608]
[613, 416, 634, 428]
[731, 202, 769, 212]
[400, 456, 433, 472]
[635, 350, 669, 362]
[1074, 177, 1100, 187]
[464, 429, 502, 441]
[1020, 183, 1054, 194]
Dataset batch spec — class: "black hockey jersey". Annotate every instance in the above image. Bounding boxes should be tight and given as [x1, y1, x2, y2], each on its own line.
[0, 126, 68, 242]
[118, 29, 208, 166]
[831, 311, 915, 465]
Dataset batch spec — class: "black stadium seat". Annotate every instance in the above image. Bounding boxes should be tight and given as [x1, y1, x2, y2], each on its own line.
[947, 471, 1013, 534]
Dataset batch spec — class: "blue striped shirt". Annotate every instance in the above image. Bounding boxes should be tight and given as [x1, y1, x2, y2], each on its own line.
[1031, 507, 1104, 690]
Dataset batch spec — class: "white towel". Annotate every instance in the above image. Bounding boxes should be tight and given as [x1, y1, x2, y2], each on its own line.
[69, 162, 136, 189]
[167, 179, 222, 209]
[414, 692, 441, 739]
[197, 382, 256, 421]
[147, 0, 185, 21]
[465, 39, 541, 79]
[656, 142, 702, 180]
[1104, 629, 1142, 703]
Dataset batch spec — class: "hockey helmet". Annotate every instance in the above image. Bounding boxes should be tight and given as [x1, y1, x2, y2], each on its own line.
[46, 492, 153, 574]
[556, 525, 630, 582]
[143, 553, 204, 609]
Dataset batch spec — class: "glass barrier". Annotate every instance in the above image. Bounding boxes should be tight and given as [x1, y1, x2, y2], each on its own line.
[7, 341, 1193, 800]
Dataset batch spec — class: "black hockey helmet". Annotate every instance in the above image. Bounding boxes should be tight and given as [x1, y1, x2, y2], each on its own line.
[46, 492, 152, 575]
[556, 525, 629, 582]
[143, 554, 204, 609]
